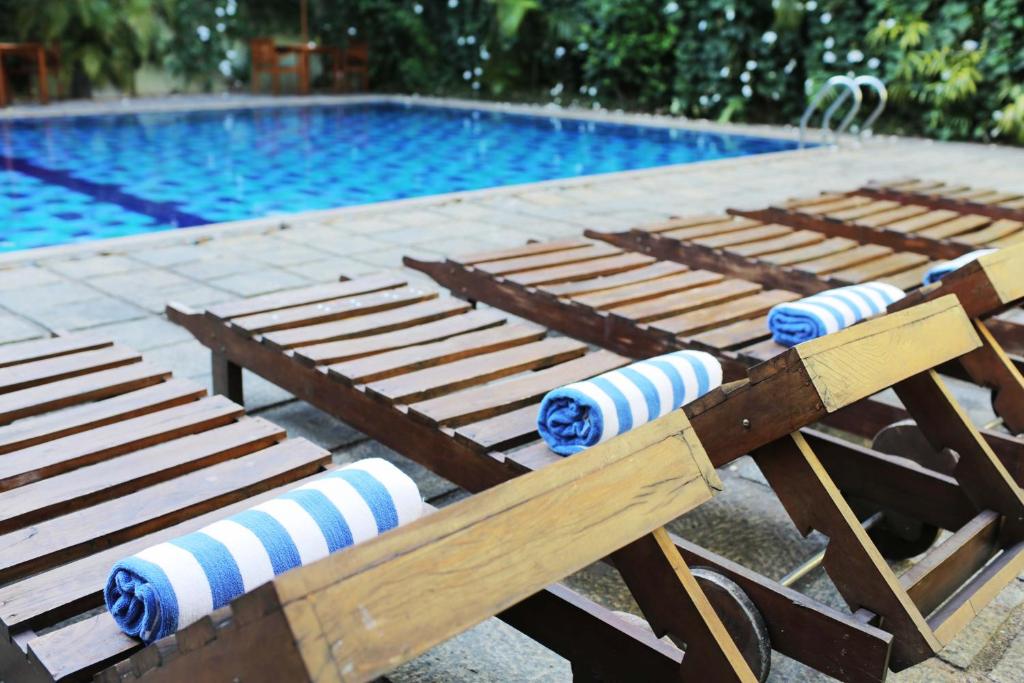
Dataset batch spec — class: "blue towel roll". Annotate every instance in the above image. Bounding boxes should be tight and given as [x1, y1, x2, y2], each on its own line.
[767, 281, 905, 347]
[922, 249, 997, 285]
[105, 459, 422, 644]
[537, 350, 722, 455]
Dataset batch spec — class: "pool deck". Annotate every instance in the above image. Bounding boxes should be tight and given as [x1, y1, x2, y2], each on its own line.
[3, 96, 1024, 681]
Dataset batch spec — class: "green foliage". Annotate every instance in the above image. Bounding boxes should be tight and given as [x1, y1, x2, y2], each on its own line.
[5, 0, 1022, 144]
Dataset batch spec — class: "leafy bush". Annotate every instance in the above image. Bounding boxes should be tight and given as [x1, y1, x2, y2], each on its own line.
[5, 0, 1022, 143]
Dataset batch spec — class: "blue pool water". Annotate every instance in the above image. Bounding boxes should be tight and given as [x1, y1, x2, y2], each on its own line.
[0, 102, 802, 251]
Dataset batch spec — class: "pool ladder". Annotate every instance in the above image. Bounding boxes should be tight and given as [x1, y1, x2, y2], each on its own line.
[798, 75, 888, 148]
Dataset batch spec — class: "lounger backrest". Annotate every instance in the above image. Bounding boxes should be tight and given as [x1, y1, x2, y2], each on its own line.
[101, 411, 747, 683]
[687, 295, 980, 463]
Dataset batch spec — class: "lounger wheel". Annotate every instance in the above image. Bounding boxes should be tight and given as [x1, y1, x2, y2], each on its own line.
[864, 419, 947, 560]
[607, 570, 770, 681]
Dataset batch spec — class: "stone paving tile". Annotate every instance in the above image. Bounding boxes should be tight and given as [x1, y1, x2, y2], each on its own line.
[0, 280, 98, 313]
[255, 401, 364, 451]
[208, 268, 310, 296]
[243, 241, 328, 267]
[938, 580, 1024, 670]
[0, 311, 46, 343]
[281, 257, 377, 282]
[87, 269, 193, 297]
[0, 265, 65, 290]
[141, 338, 214, 379]
[127, 244, 210, 268]
[87, 314, 193, 351]
[325, 215, 408, 234]
[42, 254, 143, 279]
[153, 283, 234, 312]
[18, 295, 148, 331]
[172, 255, 255, 281]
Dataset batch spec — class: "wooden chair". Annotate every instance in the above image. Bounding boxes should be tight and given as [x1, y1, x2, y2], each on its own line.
[0, 334, 330, 681]
[857, 178, 1024, 223]
[249, 38, 302, 95]
[168, 270, 1024, 677]
[96, 409, 756, 682]
[342, 41, 369, 91]
[0, 333, 732, 682]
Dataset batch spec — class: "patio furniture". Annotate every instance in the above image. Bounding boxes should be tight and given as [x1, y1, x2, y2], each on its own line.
[96, 409, 750, 682]
[406, 235, 1024, 460]
[0, 42, 58, 107]
[0, 333, 331, 681]
[342, 41, 369, 91]
[251, 37, 345, 95]
[168, 268, 1023, 677]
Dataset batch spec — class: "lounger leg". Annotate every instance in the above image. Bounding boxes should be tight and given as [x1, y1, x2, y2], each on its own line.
[212, 352, 244, 405]
[613, 528, 757, 682]
[752, 432, 939, 670]
[958, 320, 1024, 433]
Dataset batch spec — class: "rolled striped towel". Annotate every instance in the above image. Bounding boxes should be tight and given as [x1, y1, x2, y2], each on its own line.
[104, 458, 422, 644]
[537, 350, 723, 455]
[767, 282, 905, 347]
[922, 249, 997, 285]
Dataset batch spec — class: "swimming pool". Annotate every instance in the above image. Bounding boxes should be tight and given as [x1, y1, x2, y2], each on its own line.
[0, 102, 803, 252]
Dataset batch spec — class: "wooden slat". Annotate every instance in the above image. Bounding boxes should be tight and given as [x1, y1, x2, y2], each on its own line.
[231, 286, 437, 334]
[0, 379, 205, 455]
[828, 252, 930, 283]
[856, 205, 931, 228]
[993, 229, 1024, 247]
[0, 417, 285, 534]
[758, 237, 856, 266]
[692, 224, 793, 249]
[293, 309, 507, 365]
[508, 252, 654, 287]
[264, 297, 472, 351]
[410, 350, 628, 427]
[879, 263, 933, 291]
[458, 238, 592, 265]
[205, 273, 406, 320]
[0, 345, 140, 393]
[635, 214, 727, 233]
[782, 193, 846, 210]
[329, 323, 546, 384]
[794, 244, 892, 275]
[0, 439, 328, 583]
[884, 210, 960, 233]
[367, 337, 587, 404]
[660, 217, 763, 241]
[915, 215, 991, 240]
[0, 362, 171, 425]
[453, 405, 541, 452]
[610, 280, 762, 323]
[654, 290, 799, 337]
[800, 196, 875, 215]
[0, 335, 111, 369]
[0, 396, 243, 492]
[726, 230, 826, 258]
[826, 200, 901, 221]
[473, 243, 620, 276]
[540, 261, 689, 298]
[689, 316, 773, 351]
[957, 219, 1023, 246]
[574, 270, 724, 310]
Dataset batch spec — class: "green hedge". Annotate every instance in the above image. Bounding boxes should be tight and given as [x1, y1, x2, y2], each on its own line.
[5, 0, 1022, 143]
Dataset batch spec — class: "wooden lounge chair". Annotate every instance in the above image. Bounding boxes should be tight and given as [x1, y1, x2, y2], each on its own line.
[857, 178, 1024, 223]
[97, 409, 754, 682]
[404, 237, 1024, 444]
[0, 334, 681, 683]
[0, 333, 332, 681]
[733, 182, 1024, 261]
[169, 270, 1019, 677]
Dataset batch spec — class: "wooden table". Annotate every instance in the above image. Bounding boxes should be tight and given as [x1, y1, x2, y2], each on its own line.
[275, 43, 343, 94]
[0, 42, 49, 107]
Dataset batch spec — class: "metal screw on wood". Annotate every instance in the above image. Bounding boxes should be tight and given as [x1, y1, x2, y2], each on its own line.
[741, 418, 751, 429]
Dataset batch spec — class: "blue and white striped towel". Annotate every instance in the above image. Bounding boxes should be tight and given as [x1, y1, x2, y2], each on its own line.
[922, 249, 997, 285]
[104, 458, 422, 644]
[767, 282, 905, 347]
[537, 350, 723, 456]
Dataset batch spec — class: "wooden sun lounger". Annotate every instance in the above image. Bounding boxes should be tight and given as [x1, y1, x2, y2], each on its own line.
[166, 273, 912, 682]
[857, 178, 1024, 224]
[733, 183, 1024, 262]
[169, 270, 1024, 677]
[404, 237, 1024, 447]
[0, 334, 333, 682]
[98, 411, 754, 683]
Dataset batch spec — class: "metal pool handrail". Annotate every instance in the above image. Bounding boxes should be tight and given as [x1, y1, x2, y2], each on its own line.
[799, 75, 862, 149]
